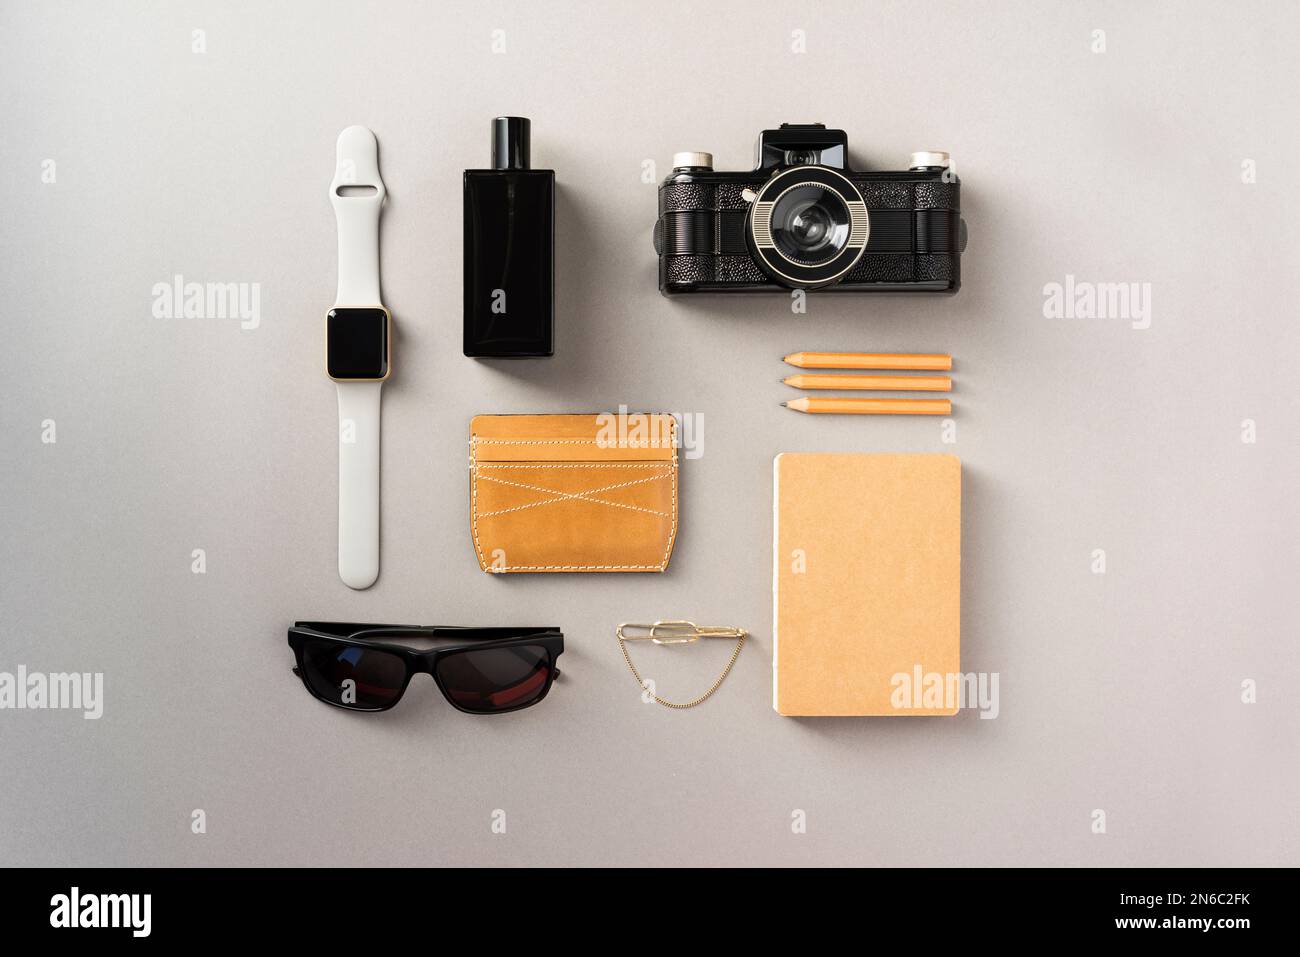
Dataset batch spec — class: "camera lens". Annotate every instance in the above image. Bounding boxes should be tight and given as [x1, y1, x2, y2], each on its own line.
[747, 166, 868, 289]
[789, 204, 831, 248]
[770, 184, 851, 265]
[784, 149, 820, 166]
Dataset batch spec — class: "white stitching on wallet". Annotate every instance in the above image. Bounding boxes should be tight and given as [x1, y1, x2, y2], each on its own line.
[475, 472, 671, 518]
[475, 463, 668, 469]
[470, 433, 486, 568]
[473, 438, 674, 447]
[487, 564, 666, 571]
[663, 418, 677, 569]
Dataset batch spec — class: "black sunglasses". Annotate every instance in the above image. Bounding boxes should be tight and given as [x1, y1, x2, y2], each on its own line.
[287, 622, 563, 715]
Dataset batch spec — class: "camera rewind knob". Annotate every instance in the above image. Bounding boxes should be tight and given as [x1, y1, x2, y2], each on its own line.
[909, 151, 950, 170]
[673, 151, 713, 170]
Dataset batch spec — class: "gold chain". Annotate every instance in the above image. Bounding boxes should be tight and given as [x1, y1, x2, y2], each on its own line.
[616, 621, 747, 709]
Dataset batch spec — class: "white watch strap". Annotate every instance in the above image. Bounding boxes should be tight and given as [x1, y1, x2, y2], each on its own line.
[330, 125, 387, 590]
[337, 380, 382, 589]
[330, 125, 386, 305]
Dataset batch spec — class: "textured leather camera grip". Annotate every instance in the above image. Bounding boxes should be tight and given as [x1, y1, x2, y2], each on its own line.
[657, 171, 961, 293]
[469, 414, 679, 573]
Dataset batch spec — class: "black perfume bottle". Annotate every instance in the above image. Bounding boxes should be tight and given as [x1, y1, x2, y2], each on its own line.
[463, 117, 554, 357]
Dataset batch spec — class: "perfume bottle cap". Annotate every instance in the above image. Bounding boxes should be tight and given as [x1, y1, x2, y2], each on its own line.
[492, 116, 531, 170]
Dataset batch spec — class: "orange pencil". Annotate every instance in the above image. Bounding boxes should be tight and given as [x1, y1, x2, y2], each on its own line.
[782, 396, 952, 415]
[783, 351, 952, 371]
[783, 373, 951, 392]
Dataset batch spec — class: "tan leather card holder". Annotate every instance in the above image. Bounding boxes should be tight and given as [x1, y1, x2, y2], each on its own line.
[469, 413, 679, 573]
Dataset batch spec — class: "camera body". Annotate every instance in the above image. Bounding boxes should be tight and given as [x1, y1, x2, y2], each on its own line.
[653, 123, 964, 295]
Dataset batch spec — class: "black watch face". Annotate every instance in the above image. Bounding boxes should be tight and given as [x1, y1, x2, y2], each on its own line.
[327, 307, 389, 379]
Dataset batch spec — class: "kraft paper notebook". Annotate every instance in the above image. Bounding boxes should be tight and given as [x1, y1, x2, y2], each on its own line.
[773, 453, 961, 716]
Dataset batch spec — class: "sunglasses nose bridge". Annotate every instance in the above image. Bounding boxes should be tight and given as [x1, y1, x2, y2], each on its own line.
[409, 652, 439, 678]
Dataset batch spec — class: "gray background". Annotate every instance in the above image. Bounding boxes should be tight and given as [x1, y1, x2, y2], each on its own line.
[2, 0, 1296, 867]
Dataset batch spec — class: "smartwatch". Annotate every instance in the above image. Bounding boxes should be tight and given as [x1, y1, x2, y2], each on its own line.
[327, 126, 390, 590]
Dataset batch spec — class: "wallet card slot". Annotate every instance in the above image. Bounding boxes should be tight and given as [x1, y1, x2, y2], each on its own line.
[470, 439, 676, 464]
[469, 458, 678, 573]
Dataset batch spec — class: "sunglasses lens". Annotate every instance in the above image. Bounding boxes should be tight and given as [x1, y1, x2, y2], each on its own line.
[435, 644, 552, 713]
[299, 639, 407, 710]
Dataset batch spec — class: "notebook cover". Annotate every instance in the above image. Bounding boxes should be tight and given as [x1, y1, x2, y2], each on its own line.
[773, 453, 961, 716]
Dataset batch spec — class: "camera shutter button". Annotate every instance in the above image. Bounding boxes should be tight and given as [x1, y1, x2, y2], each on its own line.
[673, 151, 713, 170]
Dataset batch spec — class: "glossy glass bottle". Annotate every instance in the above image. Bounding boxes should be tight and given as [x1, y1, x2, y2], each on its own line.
[463, 117, 555, 357]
